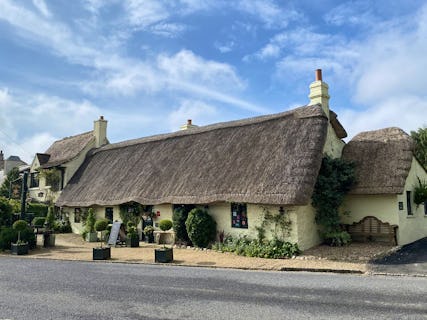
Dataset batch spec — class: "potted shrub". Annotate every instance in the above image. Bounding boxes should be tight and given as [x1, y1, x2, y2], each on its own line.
[155, 244, 173, 263]
[85, 208, 98, 242]
[158, 219, 173, 244]
[32, 216, 46, 234]
[43, 206, 56, 247]
[93, 218, 111, 260]
[126, 221, 139, 247]
[144, 225, 155, 243]
[11, 220, 29, 255]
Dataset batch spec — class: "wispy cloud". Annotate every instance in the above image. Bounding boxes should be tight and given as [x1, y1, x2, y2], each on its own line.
[32, 0, 51, 18]
[236, 0, 301, 29]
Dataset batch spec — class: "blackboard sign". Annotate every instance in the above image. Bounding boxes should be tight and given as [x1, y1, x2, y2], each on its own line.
[108, 221, 122, 246]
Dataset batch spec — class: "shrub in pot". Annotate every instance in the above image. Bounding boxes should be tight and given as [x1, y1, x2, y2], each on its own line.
[85, 208, 98, 242]
[43, 206, 56, 247]
[11, 220, 29, 255]
[185, 208, 216, 248]
[126, 221, 139, 247]
[93, 218, 110, 260]
[154, 246, 173, 263]
[144, 226, 155, 243]
[158, 219, 174, 244]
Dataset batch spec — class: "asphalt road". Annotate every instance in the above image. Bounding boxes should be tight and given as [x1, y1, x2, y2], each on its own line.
[0, 258, 426, 320]
[371, 237, 427, 275]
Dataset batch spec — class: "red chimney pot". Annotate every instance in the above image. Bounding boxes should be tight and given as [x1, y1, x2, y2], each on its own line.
[315, 69, 322, 81]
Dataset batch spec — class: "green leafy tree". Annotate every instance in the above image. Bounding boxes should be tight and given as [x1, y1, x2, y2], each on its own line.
[311, 156, 356, 245]
[185, 208, 216, 248]
[0, 197, 13, 227]
[411, 127, 427, 170]
[0, 167, 20, 199]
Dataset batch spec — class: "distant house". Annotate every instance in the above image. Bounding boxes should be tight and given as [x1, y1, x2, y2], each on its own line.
[342, 128, 427, 246]
[27, 116, 108, 203]
[37, 70, 427, 250]
[0, 151, 27, 185]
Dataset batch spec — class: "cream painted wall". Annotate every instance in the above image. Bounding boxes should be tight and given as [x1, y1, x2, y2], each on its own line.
[396, 158, 427, 245]
[341, 195, 399, 226]
[341, 157, 427, 245]
[294, 205, 322, 251]
[323, 124, 345, 159]
[62, 139, 95, 185]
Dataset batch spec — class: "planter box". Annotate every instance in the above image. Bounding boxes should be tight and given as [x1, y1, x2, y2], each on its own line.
[11, 243, 29, 255]
[155, 247, 173, 263]
[86, 232, 98, 242]
[93, 247, 111, 260]
[43, 233, 56, 248]
[126, 236, 139, 248]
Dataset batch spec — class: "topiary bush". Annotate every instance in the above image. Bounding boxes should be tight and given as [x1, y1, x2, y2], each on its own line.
[159, 219, 173, 231]
[185, 208, 216, 248]
[85, 208, 96, 233]
[13, 220, 28, 232]
[45, 206, 56, 230]
[0, 227, 15, 250]
[95, 219, 110, 232]
[172, 205, 194, 244]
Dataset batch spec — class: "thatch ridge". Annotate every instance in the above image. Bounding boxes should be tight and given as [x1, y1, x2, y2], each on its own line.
[42, 131, 94, 168]
[342, 127, 414, 195]
[57, 105, 329, 207]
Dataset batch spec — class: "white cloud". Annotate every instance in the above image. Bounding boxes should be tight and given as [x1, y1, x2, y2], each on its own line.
[158, 50, 246, 91]
[32, 0, 51, 18]
[340, 95, 427, 140]
[168, 99, 218, 131]
[324, 1, 376, 27]
[236, 0, 301, 29]
[214, 41, 235, 53]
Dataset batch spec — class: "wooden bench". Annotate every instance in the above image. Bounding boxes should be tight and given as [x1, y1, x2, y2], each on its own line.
[347, 216, 398, 245]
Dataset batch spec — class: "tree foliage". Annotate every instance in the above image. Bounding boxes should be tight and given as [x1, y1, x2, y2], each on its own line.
[411, 127, 427, 170]
[0, 197, 13, 227]
[185, 208, 216, 248]
[172, 205, 194, 244]
[312, 156, 356, 244]
[0, 167, 20, 199]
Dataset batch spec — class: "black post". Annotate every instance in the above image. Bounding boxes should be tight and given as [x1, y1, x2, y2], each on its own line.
[20, 171, 28, 220]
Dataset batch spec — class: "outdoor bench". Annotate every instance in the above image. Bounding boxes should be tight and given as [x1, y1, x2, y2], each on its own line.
[346, 216, 398, 245]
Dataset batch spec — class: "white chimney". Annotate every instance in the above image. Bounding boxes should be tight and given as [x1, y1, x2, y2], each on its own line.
[94, 116, 108, 148]
[308, 69, 330, 118]
[180, 119, 198, 131]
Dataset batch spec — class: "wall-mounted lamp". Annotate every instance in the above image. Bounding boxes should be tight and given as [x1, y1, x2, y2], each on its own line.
[38, 192, 44, 198]
[279, 206, 285, 215]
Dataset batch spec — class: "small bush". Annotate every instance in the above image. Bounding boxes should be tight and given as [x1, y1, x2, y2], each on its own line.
[0, 197, 13, 227]
[32, 217, 46, 227]
[212, 236, 300, 259]
[159, 219, 173, 231]
[172, 205, 194, 244]
[85, 208, 96, 233]
[323, 231, 351, 247]
[95, 219, 109, 232]
[27, 203, 48, 217]
[13, 220, 28, 232]
[45, 206, 56, 230]
[0, 227, 15, 250]
[185, 208, 216, 248]
[144, 226, 154, 235]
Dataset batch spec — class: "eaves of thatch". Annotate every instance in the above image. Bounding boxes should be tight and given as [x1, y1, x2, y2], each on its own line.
[56, 105, 329, 207]
[342, 127, 414, 195]
[41, 131, 94, 168]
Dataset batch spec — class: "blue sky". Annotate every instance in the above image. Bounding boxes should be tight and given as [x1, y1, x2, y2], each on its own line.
[0, 0, 426, 163]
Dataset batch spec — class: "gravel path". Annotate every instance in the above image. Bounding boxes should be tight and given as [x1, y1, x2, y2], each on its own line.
[1, 233, 395, 273]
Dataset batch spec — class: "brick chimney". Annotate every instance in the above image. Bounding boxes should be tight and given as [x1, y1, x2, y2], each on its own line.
[180, 119, 198, 131]
[308, 69, 330, 118]
[94, 116, 108, 148]
[0, 150, 3, 170]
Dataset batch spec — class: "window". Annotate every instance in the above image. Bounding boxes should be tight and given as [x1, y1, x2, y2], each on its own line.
[406, 191, 413, 216]
[231, 203, 248, 228]
[30, 172, 39, 188]
[105, 207, 113, 222]
[74, 208, 82, 223]
[424, 201, 427, 216]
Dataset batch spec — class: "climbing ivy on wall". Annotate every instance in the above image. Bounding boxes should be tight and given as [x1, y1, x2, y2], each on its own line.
[311, 156, 356, 245]
[255, 206, 292, 242]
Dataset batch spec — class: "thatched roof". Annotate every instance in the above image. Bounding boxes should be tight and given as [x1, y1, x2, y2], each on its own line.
[56, 105, 329, 207]
[41, 132, 94, 168]
[329, 110, 347, 139]
[342, 127, 414, 195]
